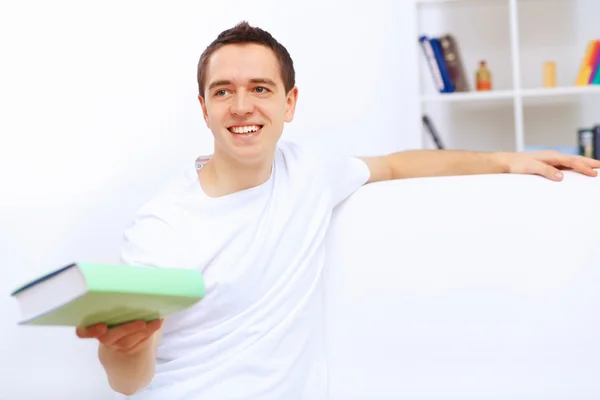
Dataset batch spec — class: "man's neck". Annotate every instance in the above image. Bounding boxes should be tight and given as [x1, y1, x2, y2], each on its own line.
[198, 152, 273, 198]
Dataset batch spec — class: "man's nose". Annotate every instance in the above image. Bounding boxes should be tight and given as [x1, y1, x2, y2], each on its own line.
[230, 92, 254, 116]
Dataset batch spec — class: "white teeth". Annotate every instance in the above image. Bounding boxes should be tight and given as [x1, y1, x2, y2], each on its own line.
[230, 125, 261, 134]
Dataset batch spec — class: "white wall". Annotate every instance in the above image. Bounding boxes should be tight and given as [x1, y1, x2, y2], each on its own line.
[0, 0, 419, 398]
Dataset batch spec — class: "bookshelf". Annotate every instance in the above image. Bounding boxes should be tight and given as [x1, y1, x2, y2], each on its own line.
[415, 0, 600, 152]
[421, 85, 600, 104]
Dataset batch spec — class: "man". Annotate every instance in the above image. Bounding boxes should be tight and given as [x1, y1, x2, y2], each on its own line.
[76, 21, 600, 399]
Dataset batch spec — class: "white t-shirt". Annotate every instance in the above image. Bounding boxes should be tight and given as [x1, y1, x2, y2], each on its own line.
[119, 140, 370, 400]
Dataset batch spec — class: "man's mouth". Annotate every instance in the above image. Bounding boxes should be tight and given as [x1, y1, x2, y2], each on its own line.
[227, 125, 263, 135]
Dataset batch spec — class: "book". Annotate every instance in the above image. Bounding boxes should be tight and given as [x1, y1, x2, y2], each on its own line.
[594, 125, 600, 160]
[419, 34, 470, 94]
[422, 114, 445, 149]
[10, 262, 205, 327]
[578, 128, 595, 159]
[439, 34, 470, 92]
[429, 37, 455, 93]
[588, 40, 600, 84]
[575, 40, 599, 86]
[593, 48, 600, 84]
[419, 35, 446, 93]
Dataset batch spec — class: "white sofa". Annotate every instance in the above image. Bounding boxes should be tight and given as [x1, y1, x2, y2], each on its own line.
[5, 170, 599, 399]
[323, 170, 600, 399]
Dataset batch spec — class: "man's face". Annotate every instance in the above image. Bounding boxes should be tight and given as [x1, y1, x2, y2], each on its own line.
[199, 43, 298, 165]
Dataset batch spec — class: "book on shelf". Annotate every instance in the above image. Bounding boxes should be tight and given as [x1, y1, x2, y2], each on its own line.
[420, 36, 600, 92]
[419, 34, 469, 94]
[422, 114, 445, 149]
[535, 125, 600, 159]
[577, 124, 600, 160]
[10, 262, 205, 327]
[575, 39, 600, 86]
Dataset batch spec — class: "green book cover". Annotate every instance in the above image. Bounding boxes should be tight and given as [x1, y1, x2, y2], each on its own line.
[10, 262, 205, 327]
[593, 66, 600, 84]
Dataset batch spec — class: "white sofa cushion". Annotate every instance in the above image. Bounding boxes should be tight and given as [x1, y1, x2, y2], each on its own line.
[324, 171, 600, 399]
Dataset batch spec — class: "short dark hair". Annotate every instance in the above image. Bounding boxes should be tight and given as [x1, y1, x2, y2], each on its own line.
[197, 21, 295, 98]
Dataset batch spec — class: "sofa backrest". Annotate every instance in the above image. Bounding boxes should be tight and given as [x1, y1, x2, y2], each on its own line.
[323, 171, 600, 399]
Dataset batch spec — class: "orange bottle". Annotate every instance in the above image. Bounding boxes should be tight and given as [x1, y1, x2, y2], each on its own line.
[476, 60, 492, 91]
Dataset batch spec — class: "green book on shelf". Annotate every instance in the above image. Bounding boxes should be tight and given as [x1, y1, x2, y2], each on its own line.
[593, 67, 600, 85]
[10, 262, 205, 327]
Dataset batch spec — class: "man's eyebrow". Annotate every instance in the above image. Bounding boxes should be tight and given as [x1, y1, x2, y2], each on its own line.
[249, 78, 277, 87]
[207, 78, 278, 91]
[207, 80, 231, 91]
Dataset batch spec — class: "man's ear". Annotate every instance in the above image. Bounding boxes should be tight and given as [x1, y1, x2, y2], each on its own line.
[198, 95, 210, 128]
[284, 86, 299, 123]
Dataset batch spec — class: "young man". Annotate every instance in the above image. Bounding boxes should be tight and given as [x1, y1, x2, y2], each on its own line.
[77, 22, 600, 399]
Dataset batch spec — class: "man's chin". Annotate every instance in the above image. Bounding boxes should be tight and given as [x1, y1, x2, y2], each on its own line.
[215, 133, 278, 165]
[223, 145, 273, 166]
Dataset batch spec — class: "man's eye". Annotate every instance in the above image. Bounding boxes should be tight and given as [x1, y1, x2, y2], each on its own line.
[254, 87, 268, 93]
[215, 90, 228, 96]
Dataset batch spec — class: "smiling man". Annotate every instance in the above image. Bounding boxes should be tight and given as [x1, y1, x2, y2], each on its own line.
[76, 21, 600, 399]
[195, 39, 298, 198]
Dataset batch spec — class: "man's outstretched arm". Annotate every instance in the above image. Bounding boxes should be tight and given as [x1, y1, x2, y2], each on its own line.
[359, 149, 600, 184]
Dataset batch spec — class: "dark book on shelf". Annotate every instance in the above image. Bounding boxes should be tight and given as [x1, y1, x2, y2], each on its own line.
[419, 34, 470, 94]
[578, 126, 600, 159]
[594, 125, 600, 160]
[439, 34, 470, 92]
[422, 114, 445, 150]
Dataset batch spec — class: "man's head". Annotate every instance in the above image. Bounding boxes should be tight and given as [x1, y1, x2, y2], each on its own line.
[197, 21, 298, 166]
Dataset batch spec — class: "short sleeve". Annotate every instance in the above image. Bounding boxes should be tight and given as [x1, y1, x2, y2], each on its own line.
[322, 153, 371, 207]
[120, 212, 181, 269]
[275, 140, 371, 208]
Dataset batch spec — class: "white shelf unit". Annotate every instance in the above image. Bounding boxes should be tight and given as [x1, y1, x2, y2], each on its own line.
[415, 0, 600, 152]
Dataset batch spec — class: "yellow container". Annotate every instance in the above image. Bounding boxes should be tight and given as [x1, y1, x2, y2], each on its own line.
[543, 61, 557, 87]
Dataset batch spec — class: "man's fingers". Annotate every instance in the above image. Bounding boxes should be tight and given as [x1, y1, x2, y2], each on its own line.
[538, 163, 563, 181]
[99, 320, 148, 346]
[557, 155, 598, 176]
[578, 156, 600, 175]
[76, 319, 163, 359]
[76, 323, 107, 339]
[541, 153, 598, 178]
[76, 319, 163, 348]
[572, 159, 598, 176]
[581, 155, 600, 168]
[113, 331, 151, 352]
[147, 318, 164, 332]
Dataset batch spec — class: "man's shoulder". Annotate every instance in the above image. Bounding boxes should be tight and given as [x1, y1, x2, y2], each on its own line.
[276, 139, 304, 157]
[130, 167, 198, 226]
[275, 140, 327, 170]
[275, 140, 362, 173]
[276, 140, 370, 205]
[120, 168, 198, 267]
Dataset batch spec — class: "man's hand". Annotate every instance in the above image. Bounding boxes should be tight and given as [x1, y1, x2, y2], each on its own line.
[76, 319, 163, 355]
[77, 319, 163, 395]
[493, 150, 600, 181]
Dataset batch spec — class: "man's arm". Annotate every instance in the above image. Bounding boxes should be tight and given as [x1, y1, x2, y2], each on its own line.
[359, 149, 600, 184]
